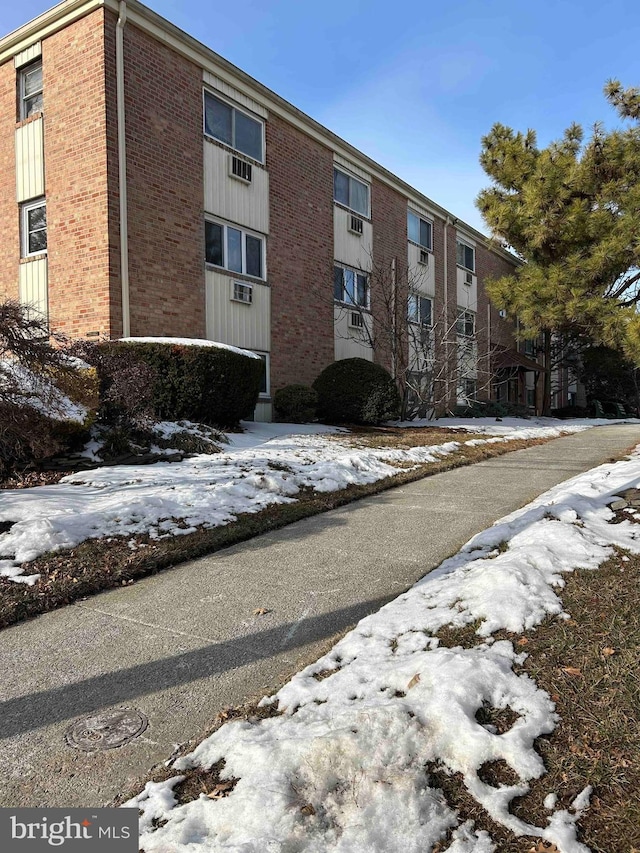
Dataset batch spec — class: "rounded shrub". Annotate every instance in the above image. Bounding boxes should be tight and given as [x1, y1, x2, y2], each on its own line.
[313, 358, 400, 425]
[273, 384, 318, 423]
[98, 339, 263, 428]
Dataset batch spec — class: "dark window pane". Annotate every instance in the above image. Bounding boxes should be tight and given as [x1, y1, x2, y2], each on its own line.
[29, 228, 47, 254]
[420, 220, 432, 249]
[343, 269, 355, 304]
[235, 111, 262, 161]
[407, 212, 420, 244]
[465, 245, 475, 271]
[28, 205, 46, 232]
[350, 179, 368, 216]
[204, 93, 232, 145]
[419, 297, 432, 326]
[356, 274, 368, 307]
[205, 221, 223, 266]
[227, 227, 242, 272]
[334, 266, 343, 301]
[24, 93, 43, 117]
[245, 235, 262, 277]
[334, 169, 349, 206]
[258, 354, 268, 395]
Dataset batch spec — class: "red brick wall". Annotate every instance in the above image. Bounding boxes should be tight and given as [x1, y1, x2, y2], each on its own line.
[0, 60, 18, 302]
[371, 178, 407, 376]
[267, 115, 334, 390]
[44, 9, 114, 338]
[123, 23, 204, 338]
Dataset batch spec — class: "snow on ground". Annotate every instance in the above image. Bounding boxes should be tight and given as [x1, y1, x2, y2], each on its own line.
[125, 438, 640, 853]
[0, 418, 628, 585]
[0, 419, 602, 585]
[397, 415, 638, 438]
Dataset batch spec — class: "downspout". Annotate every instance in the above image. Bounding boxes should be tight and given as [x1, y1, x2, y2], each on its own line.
[443, 217, 451, 406]
[116, 1, 130, 337]
[391, 257, 397, 381]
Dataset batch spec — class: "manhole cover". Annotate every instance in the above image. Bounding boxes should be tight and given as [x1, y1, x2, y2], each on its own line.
[65, 708, 148, 751]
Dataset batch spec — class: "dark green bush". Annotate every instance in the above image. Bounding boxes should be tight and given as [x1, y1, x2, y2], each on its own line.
[98, 340, 263, 428]
[273, 384, 318, 423]
[551, 404, 590, 419]
[451, 400, 530, 419]
[313, 358, 400, 425]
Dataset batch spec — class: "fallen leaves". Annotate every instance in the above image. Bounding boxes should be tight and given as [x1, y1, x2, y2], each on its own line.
[253, 607, 271, 616]
[601, 646, 616, 657]
[207, 780, 235, 800]
[560, 666, 582, 677]
[407, 673, 421, 690]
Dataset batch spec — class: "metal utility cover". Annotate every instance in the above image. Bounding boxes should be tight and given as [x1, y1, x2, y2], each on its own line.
[65, 708, 148, 751]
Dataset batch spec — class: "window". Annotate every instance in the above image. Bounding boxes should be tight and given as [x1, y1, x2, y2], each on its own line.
[407, 294, 432, 326]
[456, 240, 475, 272]
[205, 220, 264, 278]
[456, 308, 475, 338]
[203, 91, 263, 162]
[334, 265, 368, 308]
[19, 61, 43, 120]
[523, 338, 535, 356]
[459, 378, 477, 400]
[333, 168, 369, 217]
[255, 352, 270, 397]
[21, 198, 46, 257]
[407, 211, 432, 250]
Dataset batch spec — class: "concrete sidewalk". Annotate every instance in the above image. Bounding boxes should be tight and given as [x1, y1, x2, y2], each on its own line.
[1, 424, 639, 807]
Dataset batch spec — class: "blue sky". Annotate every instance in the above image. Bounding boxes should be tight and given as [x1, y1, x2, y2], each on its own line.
[3, 0, 639, 233]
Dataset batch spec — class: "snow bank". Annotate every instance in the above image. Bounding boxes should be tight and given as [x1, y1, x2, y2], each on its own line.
[122, 431, 640, 852]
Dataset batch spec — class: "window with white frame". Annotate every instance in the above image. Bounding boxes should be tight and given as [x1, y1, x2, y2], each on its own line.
[456, 308, 475, 338]
[203, 91, 263, 162]
[21, 198, 47, 257]
[333, 168, 370, 218]
[19, 60, 43, 120]
[255, 352, 270, 397]
[407, 211, 432, 250]
[205, 219, 264, 279]
[456, 240, 475, 272]
[333, 265, 369, 308]
[407, 293, 432, 327]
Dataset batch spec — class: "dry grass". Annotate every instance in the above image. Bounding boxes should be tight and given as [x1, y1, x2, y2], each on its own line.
[428, 550, 640, 852]
[0, 431, 553, 629]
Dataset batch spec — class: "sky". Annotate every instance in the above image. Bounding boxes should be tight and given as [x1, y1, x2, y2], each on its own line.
[2, 0, 640, 234]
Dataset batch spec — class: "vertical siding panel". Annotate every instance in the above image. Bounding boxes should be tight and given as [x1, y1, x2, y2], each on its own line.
[204, 142, 269, 233]
[15, 118, 45, 201]
[19, 258, 48, 320]
[205, 270, 270, 351]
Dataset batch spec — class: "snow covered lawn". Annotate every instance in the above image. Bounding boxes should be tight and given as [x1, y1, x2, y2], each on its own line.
[125, 432, 640, 853]
[0, 418, 613, 585]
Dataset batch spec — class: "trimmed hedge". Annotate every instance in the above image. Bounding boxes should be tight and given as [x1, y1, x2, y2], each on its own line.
[313, 358, 400, 425]
[273, 384, 318, 423]
[99, 340, 263, 427]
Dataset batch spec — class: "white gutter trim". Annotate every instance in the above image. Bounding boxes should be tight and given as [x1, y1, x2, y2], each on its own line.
[116, 0, 130, 338]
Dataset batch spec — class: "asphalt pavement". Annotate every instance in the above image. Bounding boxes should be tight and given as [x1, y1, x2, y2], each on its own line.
[1, 423, 639, 807]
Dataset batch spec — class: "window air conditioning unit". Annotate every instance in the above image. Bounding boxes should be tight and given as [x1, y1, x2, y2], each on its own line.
[229, 154, 252, 183]
[232, 281, 253, 303]
[465, 270, 473, 285]
[348, 215, 364, 236]
[349, 311, 364, 328]
[418, 249, 429, 265]
[498, 309, 507, 319]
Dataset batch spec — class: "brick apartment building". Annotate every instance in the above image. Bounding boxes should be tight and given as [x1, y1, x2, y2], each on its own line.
[0, 0, 556, 420]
